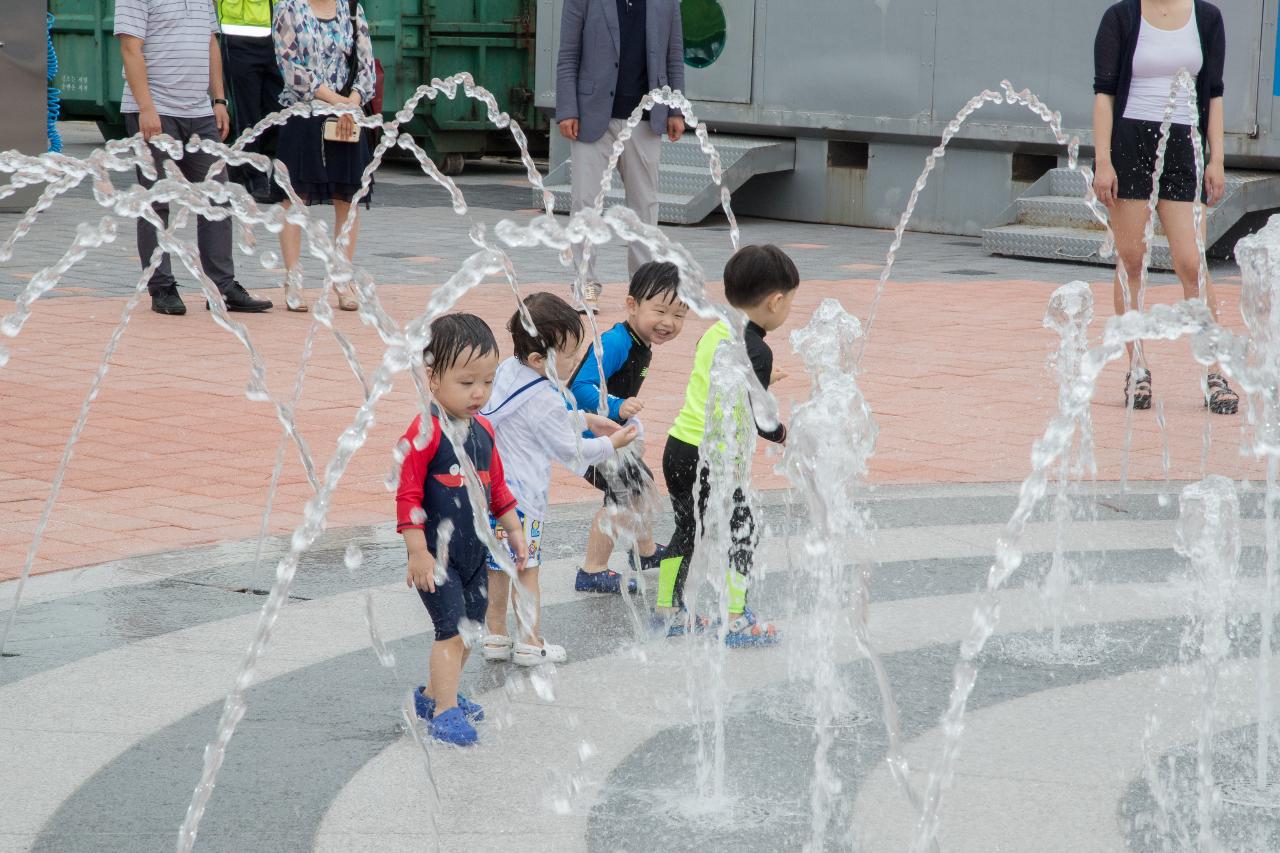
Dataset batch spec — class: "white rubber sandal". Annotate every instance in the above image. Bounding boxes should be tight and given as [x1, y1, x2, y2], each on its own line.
[482, 634, 513, 662]
[512, 641, 567, 666]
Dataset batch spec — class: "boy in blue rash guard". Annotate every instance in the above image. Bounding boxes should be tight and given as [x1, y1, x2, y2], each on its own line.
[569, 261, 689, 594]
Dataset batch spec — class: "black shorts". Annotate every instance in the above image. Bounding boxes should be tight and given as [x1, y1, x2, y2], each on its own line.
[583, 455, 653, 506]
[417, 558, 487, 642]
[1113, 117, 1204, 203]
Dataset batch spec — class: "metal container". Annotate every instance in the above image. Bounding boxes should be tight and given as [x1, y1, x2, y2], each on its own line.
[47, 0, 550, 171]
[535, 0, 1280, 235]
[48, 0, 126, 139]
[0, 0, 51, 211]
[366, 0, 548, 169]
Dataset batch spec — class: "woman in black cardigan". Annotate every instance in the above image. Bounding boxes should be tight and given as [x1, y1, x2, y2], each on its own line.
[1092, 0, 1237, 415]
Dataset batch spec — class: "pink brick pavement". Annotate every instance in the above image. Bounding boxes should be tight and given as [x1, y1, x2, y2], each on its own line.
[0, 275, 1262, 579]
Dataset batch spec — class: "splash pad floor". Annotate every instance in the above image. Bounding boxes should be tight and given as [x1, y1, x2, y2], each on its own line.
[4, 486, 1280, 852]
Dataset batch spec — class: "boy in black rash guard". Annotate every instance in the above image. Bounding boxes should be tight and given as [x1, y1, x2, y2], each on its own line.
[569, 262, 689, 594]
[658, 245, 799, 646]
[396, 313, 527, 746]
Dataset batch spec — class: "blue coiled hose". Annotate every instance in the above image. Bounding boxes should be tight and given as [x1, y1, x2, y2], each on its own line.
[47, 12, 62, 153]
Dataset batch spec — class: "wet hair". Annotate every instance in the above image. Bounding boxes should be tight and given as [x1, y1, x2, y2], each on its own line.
[424, 313, 498, 374]
[509, 292, 584, 362]
[628, 261, 682, 304]
[723, 244, 800, 309]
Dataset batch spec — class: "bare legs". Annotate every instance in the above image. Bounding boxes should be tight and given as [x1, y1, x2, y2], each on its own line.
[582, 509, 656, 573]
[426, 635, 466, 714]
[277, 197, 361, 309]
[486, 567, 543, 645]
[1109, 197, 1224, 376]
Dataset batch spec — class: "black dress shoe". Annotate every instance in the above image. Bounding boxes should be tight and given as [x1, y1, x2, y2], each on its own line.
[150, 286, 187, 315]
[208, 282, 273, 313]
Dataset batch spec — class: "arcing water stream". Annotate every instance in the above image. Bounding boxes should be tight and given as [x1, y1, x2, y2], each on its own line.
[2, 71, 1279, 852]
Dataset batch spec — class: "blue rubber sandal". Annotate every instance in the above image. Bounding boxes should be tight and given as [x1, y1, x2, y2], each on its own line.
[628, 543, 668, 571]
[724, 609, 780, 648]
[427, 706, 477, 746]
[414, 686, 485, 722]
[574, 568, 638, 594]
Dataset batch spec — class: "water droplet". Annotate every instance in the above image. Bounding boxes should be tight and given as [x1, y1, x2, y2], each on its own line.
[344, 543, 363, 573]
[259, 250, 280, 269]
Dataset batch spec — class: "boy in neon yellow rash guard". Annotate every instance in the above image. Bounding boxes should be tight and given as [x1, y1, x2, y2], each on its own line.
[657, 245, 799, 646]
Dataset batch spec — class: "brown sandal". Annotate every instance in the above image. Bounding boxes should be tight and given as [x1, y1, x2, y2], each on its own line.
[283, 272, 308, 313]
[335, 286, 358, 312]
[1205, 373, 1238, 415]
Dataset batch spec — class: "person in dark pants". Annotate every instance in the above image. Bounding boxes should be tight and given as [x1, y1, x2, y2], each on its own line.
[657, 245, 800, 647]
[115, 0, 273, 316]
[216, 0, 284, 202]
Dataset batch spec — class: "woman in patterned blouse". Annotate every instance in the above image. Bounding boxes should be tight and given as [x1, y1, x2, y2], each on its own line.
[272, 0, 376, 312]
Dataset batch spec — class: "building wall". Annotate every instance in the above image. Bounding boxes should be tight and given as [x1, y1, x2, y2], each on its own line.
[536, 0, 1280, 230]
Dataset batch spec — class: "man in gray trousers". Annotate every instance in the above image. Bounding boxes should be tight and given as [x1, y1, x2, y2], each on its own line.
[556, 0, 685, 309]
[115, 0, 272, 316]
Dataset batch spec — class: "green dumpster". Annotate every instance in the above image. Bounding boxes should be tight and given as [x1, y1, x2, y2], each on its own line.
[48, 0, 548, 173]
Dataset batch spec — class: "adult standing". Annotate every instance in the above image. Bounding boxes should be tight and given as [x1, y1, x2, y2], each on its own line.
[115, 0, 274, 316]
[215, 0, 285, 202]
[1092, 0, 1237, 414]
[272, 0, 375, 312]
[556, 0, 686, 311]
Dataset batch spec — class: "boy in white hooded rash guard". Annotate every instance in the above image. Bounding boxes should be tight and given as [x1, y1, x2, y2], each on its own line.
[482, 292, 639, 665]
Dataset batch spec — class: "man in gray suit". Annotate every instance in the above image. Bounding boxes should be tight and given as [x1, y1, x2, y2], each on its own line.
[556, 0, 685, 308]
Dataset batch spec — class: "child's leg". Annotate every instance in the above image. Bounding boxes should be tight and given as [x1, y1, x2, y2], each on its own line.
[511, 517, 544, 644]
[583, 507, 614, 572]
[418, 569, 467, 713]
[426, 635, 466, 714]
[726, 487, 757, 616]
[513, 565, 542, 644]
[658, 437, 702, 612]
[485, 569, 511, 637]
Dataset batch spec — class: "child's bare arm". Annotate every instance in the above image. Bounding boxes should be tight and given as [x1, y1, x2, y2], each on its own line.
[402, 529, 437, 591]
[495, 509, 528, 571]
[583, 412, 620, 435]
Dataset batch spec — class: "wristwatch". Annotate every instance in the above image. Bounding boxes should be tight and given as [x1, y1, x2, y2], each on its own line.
[212, 98, 228, 106]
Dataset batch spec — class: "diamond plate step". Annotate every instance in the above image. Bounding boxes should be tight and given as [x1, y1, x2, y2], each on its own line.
[990, 168, 1280, 271]
[983, 224, 1172, 270]
[1015, 195, 1112, 231]
[541, 134, 795, 226]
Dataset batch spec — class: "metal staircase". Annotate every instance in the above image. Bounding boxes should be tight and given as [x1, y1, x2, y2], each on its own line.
[983, 167, 1280, 270]
[540, 134, 795, 226]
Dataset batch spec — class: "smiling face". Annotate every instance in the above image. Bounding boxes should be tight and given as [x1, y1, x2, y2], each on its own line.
[429, 348, 500, 420]
[626, 293, 689, 346]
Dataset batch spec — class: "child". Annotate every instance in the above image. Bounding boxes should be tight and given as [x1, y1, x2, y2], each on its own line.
[481, 293, 639, 665]
[396, 313, 528, 746]
[569, 261, 689, 594]
[657, 245, 799, 646]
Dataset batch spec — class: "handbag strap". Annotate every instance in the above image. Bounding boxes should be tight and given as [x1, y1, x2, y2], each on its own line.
[337, 0, 359, 97]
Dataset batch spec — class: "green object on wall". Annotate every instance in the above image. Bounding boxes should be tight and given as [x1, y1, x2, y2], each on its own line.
[681, 0, 726, 68]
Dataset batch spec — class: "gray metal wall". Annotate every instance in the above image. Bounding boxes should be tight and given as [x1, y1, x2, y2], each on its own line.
[537, 0, 1278, 156]
[0, 0, 50, 211]
[535, 0, 1280, 234]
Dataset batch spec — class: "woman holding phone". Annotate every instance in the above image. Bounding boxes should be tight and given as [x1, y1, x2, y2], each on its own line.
[272, 0, 375, 312]
[1091, 0, 1236, 414]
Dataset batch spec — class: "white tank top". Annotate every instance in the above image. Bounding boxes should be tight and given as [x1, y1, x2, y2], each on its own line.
[1123, 14, 1203, 125]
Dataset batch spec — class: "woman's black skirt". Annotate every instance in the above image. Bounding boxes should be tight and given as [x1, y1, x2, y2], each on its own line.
[1113, 117, 1204, 204]
[274, 113, 374, 206]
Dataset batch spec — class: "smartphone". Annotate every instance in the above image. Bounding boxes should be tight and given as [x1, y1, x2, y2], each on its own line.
[322, 118, 360, 143]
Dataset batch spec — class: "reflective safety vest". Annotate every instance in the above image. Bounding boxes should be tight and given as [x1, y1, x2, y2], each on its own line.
[217, 0, 273, 37]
